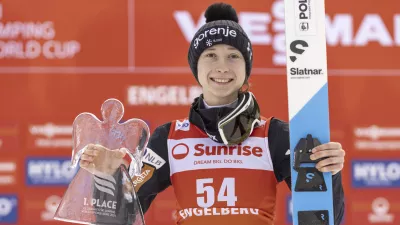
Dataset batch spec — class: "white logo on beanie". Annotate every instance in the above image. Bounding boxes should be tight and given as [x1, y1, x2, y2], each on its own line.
[193, 26, 237, 49]
[247, 42, 252, 60]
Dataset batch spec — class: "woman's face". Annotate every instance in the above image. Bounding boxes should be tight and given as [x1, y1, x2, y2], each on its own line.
[197, 44, 246, 105]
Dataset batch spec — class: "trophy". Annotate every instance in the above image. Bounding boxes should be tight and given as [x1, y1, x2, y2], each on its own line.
[54, 98, 150, 225]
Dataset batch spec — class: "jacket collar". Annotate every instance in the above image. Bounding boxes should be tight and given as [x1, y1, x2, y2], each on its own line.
[188, 93, 259, 144]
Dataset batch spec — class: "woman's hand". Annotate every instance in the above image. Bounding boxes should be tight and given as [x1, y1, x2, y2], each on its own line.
[310, 142, 345, 175]
[79, 144, 127, 175]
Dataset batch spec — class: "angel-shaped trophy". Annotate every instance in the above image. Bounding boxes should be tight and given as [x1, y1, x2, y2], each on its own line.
[54, 98, 150, 225]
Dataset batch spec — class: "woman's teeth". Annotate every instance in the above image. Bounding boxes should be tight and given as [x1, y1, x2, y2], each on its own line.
[211, 78, 232, 83]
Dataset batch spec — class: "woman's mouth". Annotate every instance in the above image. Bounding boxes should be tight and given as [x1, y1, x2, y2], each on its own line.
[210, 78, 234, 84]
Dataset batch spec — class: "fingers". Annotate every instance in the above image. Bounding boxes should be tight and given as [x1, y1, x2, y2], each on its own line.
[316, 157, 344, 169]
[308, 142, 346, 174]
[86, 144, 107, 153]
[79, 144, 103, 168]
[83, 144, 109, 158]
[81, 153, 94, 161]
[312, 142, 342, 153]
[79, 159, 94, 169]
[318, 163, 344, 174]
[82, 148, 99, 157]
[79, 160, 89, 167]
[81, 144, 102, 161]
[310, 149, 345, 160]
[83, 144, 127, 161]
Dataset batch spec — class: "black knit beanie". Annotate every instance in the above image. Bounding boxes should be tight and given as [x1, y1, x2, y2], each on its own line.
[187, 3, 253, 82]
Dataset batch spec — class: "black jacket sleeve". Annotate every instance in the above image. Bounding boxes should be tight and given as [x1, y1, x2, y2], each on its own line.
[268, 118, 345, 225]
[133, 122, 172, 214]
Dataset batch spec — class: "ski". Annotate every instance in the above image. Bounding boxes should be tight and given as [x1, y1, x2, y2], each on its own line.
[284, 0, 334, 224]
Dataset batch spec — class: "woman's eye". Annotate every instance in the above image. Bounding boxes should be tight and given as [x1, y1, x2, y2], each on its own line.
[206, 53, 216, 58]
[229, 54, 240, 59]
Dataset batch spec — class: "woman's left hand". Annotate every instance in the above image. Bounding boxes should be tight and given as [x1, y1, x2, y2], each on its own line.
[310, 142, 345, 175]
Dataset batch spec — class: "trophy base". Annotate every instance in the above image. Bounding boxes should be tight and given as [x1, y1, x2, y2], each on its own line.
[54, 217, 96, 225]
[54, 213, 145, 225]
[54, 166, 146, 225]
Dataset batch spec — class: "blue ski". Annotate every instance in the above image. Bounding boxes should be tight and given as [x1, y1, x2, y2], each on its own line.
[284, 0, 334, 224]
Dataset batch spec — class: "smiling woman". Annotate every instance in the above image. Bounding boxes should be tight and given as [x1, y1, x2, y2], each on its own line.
[78, 2, 346, 225]
[197, 44, 246, 106]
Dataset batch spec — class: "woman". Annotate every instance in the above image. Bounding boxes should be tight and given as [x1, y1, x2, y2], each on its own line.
[80, 3, 345, 225]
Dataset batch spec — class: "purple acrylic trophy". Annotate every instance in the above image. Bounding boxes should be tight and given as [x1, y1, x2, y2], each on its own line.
[54, 98, 150, 225]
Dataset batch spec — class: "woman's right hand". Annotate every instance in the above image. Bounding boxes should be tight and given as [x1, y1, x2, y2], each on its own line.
[79, 144, 128, 175]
